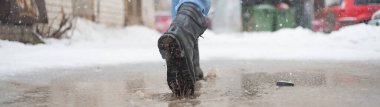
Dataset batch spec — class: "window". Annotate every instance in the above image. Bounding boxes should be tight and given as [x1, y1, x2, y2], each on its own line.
[355, 0, 368, 5]
[374, 12, 380, 19]
[375, 15, 380, 20]
[356, 0, 380, 4]
[368, 0, 380, 4]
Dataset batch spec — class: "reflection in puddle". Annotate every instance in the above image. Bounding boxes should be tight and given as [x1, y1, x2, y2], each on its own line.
[241, 71, 327, 96]
[0, 71, 342, 107]
[1, 61, 379, 107]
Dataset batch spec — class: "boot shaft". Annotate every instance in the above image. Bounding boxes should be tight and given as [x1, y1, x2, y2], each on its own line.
[170, 3, 208, 39]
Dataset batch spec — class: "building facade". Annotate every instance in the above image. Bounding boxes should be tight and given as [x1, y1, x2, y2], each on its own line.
[45, 0, 154, 27]
[0, 0, 155, 44]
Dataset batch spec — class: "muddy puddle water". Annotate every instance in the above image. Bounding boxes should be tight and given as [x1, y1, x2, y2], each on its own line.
[1, 60, 380, 107]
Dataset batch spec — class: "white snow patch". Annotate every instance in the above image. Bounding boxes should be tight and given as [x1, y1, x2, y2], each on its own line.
[199, 25, 380, 60]
[0, 19, 162, 76]
[1, 19, 380, 76]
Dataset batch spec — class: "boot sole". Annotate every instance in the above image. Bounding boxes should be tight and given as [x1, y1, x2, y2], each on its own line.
[158, 35, 195, 97]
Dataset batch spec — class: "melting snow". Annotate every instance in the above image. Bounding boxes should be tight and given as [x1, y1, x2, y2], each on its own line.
[1, 19, 379, 76]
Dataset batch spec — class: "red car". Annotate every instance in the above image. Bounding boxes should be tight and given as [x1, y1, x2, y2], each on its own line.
[314, 0, 380, 33]
[155, 12, 172, 33]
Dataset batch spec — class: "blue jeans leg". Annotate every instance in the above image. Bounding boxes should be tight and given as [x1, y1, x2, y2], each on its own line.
[171, 0, 211, 18]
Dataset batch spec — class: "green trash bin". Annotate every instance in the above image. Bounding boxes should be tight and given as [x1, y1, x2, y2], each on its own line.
[249, 5, 276, 32]
[275, 8, 296, 30]
[244, 5, 297, 32]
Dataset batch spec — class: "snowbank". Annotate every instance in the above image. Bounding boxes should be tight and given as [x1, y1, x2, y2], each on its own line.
[0, 19, 162, 76]
[1, 19, 380, 76]
[200, 24, 380, 60]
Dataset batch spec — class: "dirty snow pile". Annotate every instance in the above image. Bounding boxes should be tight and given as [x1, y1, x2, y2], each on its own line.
[1, 19, 380, 75]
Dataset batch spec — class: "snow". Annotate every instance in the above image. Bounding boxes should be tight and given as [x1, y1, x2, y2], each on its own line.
[200, 25, 380, 60]
[1, 19, 380, 76]
[0, 19, 162, 76]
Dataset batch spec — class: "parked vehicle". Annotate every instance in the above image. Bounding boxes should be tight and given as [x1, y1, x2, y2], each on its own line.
[155, 12, 172, 33]
[314, 0, 380, 33]
[368, 10, 380, 26]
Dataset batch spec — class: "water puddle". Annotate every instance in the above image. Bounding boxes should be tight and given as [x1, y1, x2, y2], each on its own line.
[1, 61, 379, 107]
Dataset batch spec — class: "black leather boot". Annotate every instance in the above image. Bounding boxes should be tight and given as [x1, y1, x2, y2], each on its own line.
[158, 3, 207, 97]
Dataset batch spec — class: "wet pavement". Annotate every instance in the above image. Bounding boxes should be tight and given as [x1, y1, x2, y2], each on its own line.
[1, 60, 380, 107]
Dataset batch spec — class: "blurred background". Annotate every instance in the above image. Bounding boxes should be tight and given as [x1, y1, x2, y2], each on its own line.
[1, 0, 379, 44]
[1, 1, 380, 107]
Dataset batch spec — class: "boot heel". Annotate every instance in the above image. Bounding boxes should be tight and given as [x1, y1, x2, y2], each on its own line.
[158, 35, 174, 59]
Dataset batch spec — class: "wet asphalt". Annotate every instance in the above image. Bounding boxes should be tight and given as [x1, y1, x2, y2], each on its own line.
[1, 60, 380, 107]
